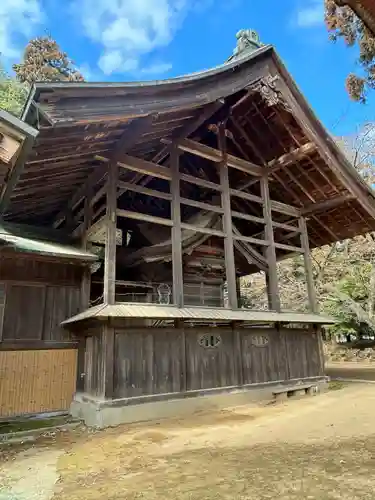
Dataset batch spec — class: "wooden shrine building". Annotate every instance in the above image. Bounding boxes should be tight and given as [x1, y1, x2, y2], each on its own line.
[2, 33, 375, 424]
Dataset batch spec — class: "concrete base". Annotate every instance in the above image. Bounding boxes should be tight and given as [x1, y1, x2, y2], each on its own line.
[71, 377, 328, 428]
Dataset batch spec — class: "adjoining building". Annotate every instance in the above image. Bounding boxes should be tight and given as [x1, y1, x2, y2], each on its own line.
[1, 32, 375, 425]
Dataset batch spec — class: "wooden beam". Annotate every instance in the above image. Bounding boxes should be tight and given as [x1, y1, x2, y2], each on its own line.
[232, 224, 268, 266]
[275, 70, 375, 222]
[171, 146, 184, 307]
[171, 138, 263, 176]
[117, 180, 172, 201]
[270, 200, 300, 217]
[267, 142, 316, 173]
[231, 210, 264, 224]
[301, 193, 354, 216]
[233, 234, 268, 246]
[180, 172, 222, 191]
[81, 180, 93, 310]
[272, 221, 299, 232]
[153, 101, 223, 164]
[230, 187, 263, 204]
[274, 242, 304, 253]
[103, 161, 118, 305]
[117, 208, 173, 226]
[53, 115, 154, 228]
[181, 197, 224, 214]
[0, 132, 37, 214]
[299, 216, 318, 313]
[180, 223, 225, 237]
[218, 123, 237, 309]
[118, 154, 171, 181]
[230, 187, 300, 216]
[261, 175, 280, 312]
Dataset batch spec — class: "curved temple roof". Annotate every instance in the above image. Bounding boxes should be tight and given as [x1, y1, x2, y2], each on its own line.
[2, 44, 375, 253]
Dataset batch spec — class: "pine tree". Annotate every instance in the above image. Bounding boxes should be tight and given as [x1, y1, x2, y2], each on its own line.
[13, 36, 84, 85]
[325, 0, 375, 102]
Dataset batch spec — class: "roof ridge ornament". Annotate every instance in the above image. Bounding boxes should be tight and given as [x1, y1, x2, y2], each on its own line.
[230, 29, 263, 61]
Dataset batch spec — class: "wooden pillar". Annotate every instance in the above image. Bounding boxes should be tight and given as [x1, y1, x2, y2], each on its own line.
[81, 181, 93, 310]
[102, 324, 115, 398]
[170, 145, 184, 307]
[260, 175, 280, 312]
[218, 124, 237, 309]
[103, 161, 118, 305]
[299, 216, 318, 313]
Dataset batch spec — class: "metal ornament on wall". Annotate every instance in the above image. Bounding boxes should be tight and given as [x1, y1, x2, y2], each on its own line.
[248, 74, 292, 112]
[198, 333, 222, 349]
[251, 333, 269, 348]
[157, 283, 171, 304]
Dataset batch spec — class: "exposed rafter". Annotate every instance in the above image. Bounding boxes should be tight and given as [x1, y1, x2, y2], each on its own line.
[53, 115, 155, 228]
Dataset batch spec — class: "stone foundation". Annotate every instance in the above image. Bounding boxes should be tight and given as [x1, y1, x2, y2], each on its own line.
[71, 377, 328, 428]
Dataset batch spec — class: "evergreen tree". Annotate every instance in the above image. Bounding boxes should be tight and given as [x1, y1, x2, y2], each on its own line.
[325, 0, 375, 102]
[13, 35, 84, 85]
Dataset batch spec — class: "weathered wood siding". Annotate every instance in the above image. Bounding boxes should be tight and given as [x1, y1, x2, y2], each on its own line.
[241, 328, 288, 384]
[0, 349, 77, 417]
[82, 324, 324, 400]
[0, 254, 82, 345]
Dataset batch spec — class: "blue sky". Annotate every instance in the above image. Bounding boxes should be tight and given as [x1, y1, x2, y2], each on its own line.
[1, 0, 374, 137]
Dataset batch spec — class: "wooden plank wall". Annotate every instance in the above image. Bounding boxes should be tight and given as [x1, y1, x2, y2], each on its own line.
[0, 255, 82, 345]
[0, 349, 77, 417]
[82, 325, 324, 400]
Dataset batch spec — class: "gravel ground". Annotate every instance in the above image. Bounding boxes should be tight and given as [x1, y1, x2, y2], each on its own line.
[2, 383, 375, 499]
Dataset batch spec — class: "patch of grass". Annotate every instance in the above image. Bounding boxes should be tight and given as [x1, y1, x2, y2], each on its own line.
[0, 416, 71, 434]
[328, 381, 346, 391]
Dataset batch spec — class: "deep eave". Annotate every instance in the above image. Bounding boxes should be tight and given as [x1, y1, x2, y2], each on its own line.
[6, 44, 375, 252]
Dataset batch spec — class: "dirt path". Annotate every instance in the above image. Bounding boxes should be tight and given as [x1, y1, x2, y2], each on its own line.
[326, 361, 375, 381]
[2, 384, 375, 499]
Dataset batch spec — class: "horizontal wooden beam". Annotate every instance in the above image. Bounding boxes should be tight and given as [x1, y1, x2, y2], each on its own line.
[230, 188, 263, 204]
[231, 210, 265, 224]
[301, 193, 354, 216]
[274, 242, 304, 253]
[233, 234, 268, 246]
[117, 180, 172, 201]
[117, 154, 171, 181]
[271, 200, 300, 217]
[180, 223, 225, 237]
[116, 209, 173, 226]
[180, 172, 222, 191]
[169, 138, 263, 176]
[272, 221, 300, 232]
[0, 341, 78, 351]
[268, 142, 316, 172]
[180, 197, 224, 214]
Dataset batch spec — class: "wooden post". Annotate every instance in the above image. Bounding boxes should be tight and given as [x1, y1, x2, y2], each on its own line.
[260, 175, 280, 312]
[81, 181, 93, 310]
[103, 324, 115, 399]
[218, 124, 237, 309]
[299, 216, 318, 313]
[171, 145, 184, 307]
[103, 161, 118, 305]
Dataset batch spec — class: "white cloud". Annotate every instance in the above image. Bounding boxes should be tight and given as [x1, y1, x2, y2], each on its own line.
[295, 0, 323, 28]
[71, 0, 190, 75]
[141, 62, 173, 75]
[0, 0, 43, 60]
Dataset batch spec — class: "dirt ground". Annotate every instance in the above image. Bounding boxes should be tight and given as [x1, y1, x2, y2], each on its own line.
[2, 383, 375, 500]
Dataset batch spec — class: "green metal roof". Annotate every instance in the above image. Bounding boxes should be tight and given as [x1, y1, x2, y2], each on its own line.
[0, 222, 97, 262]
